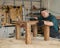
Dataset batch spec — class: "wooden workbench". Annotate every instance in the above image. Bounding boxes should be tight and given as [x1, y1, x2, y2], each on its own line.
[16, 21, 50, 44]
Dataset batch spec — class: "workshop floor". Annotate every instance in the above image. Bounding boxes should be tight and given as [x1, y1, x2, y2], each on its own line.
[0, 36, 60, 48]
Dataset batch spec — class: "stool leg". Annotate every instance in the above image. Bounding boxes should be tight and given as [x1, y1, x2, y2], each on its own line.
[25, 23, 32, 44]
[33, 25, 37, 37]
[16, 24, 20, 39]
[44, 26, 50, 41]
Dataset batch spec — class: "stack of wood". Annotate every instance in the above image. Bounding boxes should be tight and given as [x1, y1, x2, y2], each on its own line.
[0, 5, 23, 25]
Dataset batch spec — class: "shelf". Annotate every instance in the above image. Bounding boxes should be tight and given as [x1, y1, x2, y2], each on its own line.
[15, 0, 41, 2]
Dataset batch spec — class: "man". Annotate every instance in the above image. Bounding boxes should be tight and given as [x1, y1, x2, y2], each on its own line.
[34, 8, 60, 38]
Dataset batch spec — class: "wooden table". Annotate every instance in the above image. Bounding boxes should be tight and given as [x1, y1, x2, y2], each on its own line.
[16, 21, 50, 44]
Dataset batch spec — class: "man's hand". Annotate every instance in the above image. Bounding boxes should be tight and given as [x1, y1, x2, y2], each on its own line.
[44, 21, 54, 26]
[34, 17, 38, 19]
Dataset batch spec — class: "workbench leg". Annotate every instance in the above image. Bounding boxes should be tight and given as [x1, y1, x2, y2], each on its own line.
[44, 26, 50, 41]
[25, 23, 32, 44]
[16, 24, 20, 40]
[33, 25, 37, 37]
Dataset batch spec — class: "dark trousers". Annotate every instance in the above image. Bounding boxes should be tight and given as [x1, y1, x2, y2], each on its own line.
[50, 27, 60, 38]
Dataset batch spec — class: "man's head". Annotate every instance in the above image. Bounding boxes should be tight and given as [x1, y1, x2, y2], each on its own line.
[40, 8, 49, 18]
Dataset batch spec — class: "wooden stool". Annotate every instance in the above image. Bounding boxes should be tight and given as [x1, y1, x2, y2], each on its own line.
[16, 21, 38, 44]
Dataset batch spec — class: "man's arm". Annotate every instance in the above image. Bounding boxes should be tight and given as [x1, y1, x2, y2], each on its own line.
[44, 21, 54, 26]
[44, 16, 57, 26]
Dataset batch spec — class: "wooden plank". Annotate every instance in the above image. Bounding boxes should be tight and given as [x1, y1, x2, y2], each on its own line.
[10, 8, 17, 21]
[1, 10, 7, 25]
[16, 23, 20, 39]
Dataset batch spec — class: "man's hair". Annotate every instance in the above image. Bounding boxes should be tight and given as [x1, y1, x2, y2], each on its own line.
[40, 8, 47, 12]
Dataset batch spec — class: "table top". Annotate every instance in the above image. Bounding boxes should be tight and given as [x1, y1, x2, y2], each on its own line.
[16, 21, 38, 25]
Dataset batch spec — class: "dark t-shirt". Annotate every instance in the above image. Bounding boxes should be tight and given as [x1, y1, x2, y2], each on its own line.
[38, 13, 59, 32]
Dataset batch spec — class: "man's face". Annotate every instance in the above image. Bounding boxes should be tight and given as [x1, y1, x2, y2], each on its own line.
[41, 10, 49, 18]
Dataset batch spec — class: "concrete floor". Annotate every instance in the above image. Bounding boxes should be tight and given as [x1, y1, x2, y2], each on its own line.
[0, 36, 60, 48]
